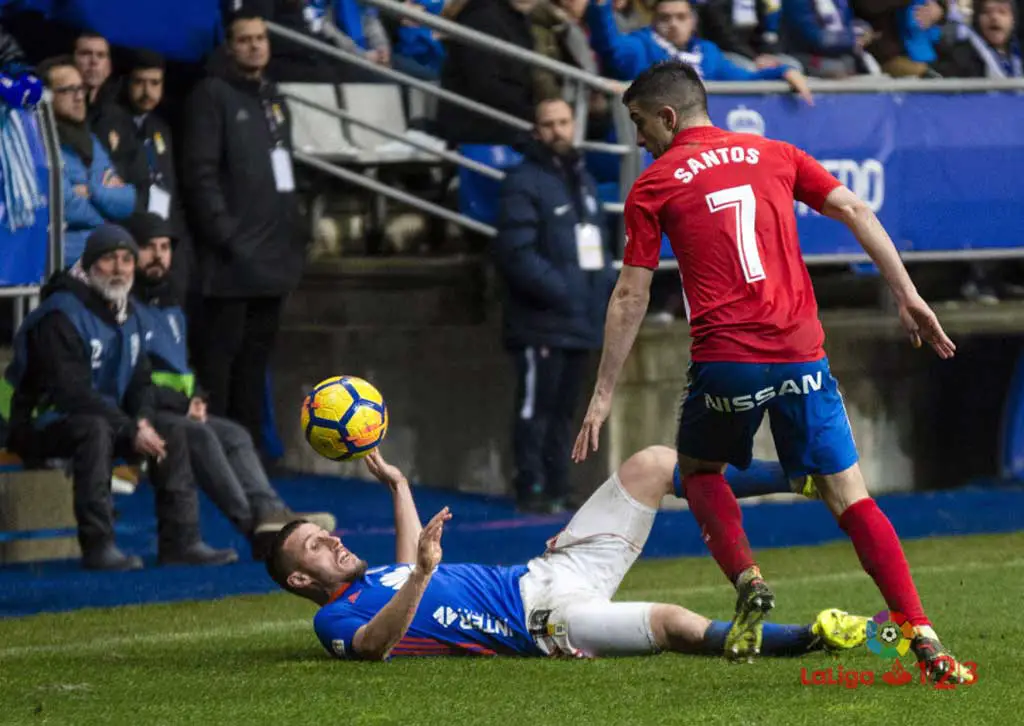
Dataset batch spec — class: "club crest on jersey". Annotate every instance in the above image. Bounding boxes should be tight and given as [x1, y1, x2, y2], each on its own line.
[726, 106, 765, 137]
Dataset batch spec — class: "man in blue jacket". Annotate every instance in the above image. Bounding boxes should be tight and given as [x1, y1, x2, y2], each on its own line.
[494, 98, 617, 513]
[38, 57, 136, 267]
[127, 212, 336, 559]
[2, 225, 237, 571]
[586, 0, 814, 103]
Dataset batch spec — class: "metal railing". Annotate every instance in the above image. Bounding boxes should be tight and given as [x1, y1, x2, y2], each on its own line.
[269, 5, 1024, 257]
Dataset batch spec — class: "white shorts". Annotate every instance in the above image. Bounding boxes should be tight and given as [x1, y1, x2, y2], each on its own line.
[519, 473, 659, 658]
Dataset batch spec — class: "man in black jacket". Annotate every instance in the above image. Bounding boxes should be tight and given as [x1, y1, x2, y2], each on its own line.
[493, 98, 616, 513]
[438, 0, 538, 145]
[2, 225, 237, 571]
[73, 32, 149, 207]
[182, 14, 306, 453]
[120, 51, 194, 303]
[127, 212, 336, 558]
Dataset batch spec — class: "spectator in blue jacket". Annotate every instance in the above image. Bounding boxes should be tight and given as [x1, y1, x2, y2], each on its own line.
[781, 0, 876, 76]
[584, 0, 814, 102]
[39, 57, 136, 266]
[493, 98, 616, 514]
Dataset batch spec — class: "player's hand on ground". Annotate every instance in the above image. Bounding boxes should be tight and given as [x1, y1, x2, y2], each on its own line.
[898, 294, 956, 359]
[416, 507, 450, 574]
[365, 449, 408, 490]
[134, 419, 167, 462]
[573, 391, 612, 463]
[783, 69, 814, 106]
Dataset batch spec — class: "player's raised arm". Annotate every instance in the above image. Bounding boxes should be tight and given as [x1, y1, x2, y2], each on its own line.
[365, 450, 423, 564]
[818, 185, 955, 359]
[351, 507, 451, 660]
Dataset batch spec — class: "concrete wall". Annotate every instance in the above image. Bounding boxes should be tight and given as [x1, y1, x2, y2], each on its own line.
[273, 264, 1024, 500]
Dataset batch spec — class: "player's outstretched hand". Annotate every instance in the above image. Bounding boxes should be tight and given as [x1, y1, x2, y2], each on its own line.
[416, 507, 451, 575]
[898, 295, 956, 359]
[573, 391, 612, 463]
[365, 449, 407, 490]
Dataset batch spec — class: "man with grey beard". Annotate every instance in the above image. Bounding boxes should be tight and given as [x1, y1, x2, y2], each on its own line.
[2, 225, 238, 571]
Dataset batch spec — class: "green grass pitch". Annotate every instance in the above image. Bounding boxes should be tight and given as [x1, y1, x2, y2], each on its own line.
[2, 532, 1021, 726]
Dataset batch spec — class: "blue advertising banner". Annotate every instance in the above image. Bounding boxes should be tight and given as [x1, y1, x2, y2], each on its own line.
[644, 91, 1024, 259]
[0, 107, 49, 287]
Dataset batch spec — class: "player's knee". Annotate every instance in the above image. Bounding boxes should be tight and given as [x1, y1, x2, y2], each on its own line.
[649, 604, 710, 654]
[617, 446, 676, 507]
[812, 464, 870, 518]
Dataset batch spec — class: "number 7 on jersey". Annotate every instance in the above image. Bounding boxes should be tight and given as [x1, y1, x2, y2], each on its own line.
[705, 184, 766, 284]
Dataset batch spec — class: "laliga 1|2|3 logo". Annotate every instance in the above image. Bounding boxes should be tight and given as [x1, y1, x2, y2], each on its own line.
[800, 610, 978, 690]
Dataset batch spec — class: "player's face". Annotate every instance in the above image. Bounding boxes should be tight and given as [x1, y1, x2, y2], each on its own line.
[284, 523, 368, 592]
[627, 102, 678, 159]
[979, 1, 1014, 48]
[138, 237, 173, 281]
[653, 1, 695, 48]
[535, 99, 575, 156]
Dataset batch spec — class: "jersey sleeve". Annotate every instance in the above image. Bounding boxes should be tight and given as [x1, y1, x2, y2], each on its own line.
[621, 174, 664, 269]
[315, 607, 370, 660]
[789, 144, 842, 213]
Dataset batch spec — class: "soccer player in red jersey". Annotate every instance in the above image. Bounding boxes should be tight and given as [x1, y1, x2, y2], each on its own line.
[572, 60, 972, 684]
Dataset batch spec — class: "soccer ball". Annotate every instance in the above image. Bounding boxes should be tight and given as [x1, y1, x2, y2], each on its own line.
[301, 376, 389, 461]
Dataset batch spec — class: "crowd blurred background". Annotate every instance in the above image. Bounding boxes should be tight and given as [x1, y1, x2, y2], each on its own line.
[0, 0, 1020, 570]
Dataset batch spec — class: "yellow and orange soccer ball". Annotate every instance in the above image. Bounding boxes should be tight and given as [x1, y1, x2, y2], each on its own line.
[300, 376, 389, 460]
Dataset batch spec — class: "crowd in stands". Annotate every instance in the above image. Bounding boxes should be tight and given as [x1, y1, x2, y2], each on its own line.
[0, 0, 1020, 564]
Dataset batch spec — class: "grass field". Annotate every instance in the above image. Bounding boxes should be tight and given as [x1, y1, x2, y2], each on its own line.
[2, 532, 1021, 726]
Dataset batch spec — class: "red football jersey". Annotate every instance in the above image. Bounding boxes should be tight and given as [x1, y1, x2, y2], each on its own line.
[622, 126, 841, 363]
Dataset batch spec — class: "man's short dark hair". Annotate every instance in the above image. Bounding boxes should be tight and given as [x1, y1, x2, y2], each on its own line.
[74, 31, 108, 48]
[264, 519, 309, 595]
[36, 55, 77, 86]
[129, 50, 165, 74]
[227, 13, 266, 40]
[622, 60, 708, 123]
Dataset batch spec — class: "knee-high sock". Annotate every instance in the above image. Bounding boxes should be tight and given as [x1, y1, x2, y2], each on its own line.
[682, 471, 755, 582]
[703, 620, 817, 656]
[839, 498, 929, 627]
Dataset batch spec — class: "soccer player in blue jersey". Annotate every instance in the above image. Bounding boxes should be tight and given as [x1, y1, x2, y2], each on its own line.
[267, 446, 867, 661]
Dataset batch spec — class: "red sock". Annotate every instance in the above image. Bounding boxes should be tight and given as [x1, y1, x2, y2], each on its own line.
[683, 472, 755, 582]
[839, 498, 930, 627]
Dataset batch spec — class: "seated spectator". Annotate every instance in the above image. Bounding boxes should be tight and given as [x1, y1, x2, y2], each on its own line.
[126, 212, 337, 559]
[392, 0, 447, 80]
[698, 0, 802, 72]
[531, 0, 600, 100]
[781, 0, 879, 77]
[584, 0, 813, 101]
[39, 56, 136, 265]
[3, 225, 237, 571]
[933, 0, 1021, 77]
[73, 32, 149, 203]
[437, 0, 539, 145]
[119, 51, 194, 303]
[852, 0, 942, 76]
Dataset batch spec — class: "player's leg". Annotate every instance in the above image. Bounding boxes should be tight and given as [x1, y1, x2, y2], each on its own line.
[560, 600, 867, 658]
[675, 361, 773, 660]
[769, 357, 973, 684]
[542, 445, 674, 601]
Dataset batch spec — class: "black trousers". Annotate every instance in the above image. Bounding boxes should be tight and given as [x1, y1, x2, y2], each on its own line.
[192, 296, 284, 453]
[9, 415, 200, 553]
[510, 347, 588, 502]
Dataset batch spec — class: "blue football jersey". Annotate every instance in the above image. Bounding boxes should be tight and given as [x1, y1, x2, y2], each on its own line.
[314, 563, 541, 658]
